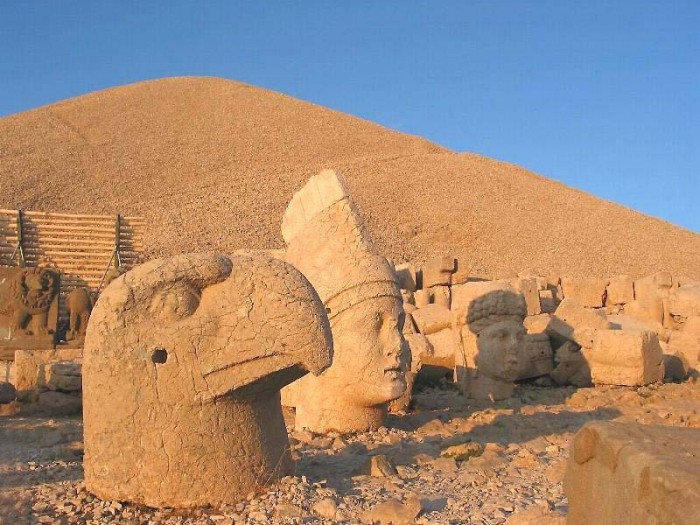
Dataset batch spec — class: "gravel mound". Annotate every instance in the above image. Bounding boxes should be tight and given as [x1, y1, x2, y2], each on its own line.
[1, 76, 698, 279]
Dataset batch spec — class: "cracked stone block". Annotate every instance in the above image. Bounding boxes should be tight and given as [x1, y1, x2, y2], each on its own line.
[582, 329, 664, 386]
[560, 276, 607, 308]
[565, 421, 700, 525]
[83, 252, 333, 507]
[606, 275, 634, 305]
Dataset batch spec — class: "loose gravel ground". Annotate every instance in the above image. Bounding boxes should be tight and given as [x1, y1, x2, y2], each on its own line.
[1, 380, 698, 524]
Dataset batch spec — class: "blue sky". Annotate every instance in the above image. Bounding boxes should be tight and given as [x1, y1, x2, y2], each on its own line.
[1, 2, 698, 231]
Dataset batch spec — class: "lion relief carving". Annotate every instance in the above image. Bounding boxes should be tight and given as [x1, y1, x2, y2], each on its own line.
[0, 267, 60, 336]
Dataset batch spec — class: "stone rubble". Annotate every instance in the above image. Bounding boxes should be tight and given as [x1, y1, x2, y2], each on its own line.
[2, 380, 698, 524]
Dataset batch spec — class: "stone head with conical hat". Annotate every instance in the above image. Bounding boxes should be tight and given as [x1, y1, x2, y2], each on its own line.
[282, 169, 409, 433]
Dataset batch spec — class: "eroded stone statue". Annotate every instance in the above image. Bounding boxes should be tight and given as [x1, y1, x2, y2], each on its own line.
[455, 290, 527, 400]
[0, 267, 59, 344]
[65, 287, 92, 342]
[281, 170, 408, 433]
[83, 253, 332, 507]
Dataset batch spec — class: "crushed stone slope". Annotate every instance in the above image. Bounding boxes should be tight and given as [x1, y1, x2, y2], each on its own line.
[1, 76, 698, 279]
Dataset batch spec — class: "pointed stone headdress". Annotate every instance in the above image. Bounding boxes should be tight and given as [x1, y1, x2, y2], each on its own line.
[282, 170, 401, 321]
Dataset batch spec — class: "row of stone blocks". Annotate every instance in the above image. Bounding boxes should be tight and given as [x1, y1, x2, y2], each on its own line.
[396, 265, 700, 394]
[0, 348, 83, 416]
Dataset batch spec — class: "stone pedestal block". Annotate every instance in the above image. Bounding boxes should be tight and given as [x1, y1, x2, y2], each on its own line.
[565, 422, 700, 525]
[583, 329, 664, 386]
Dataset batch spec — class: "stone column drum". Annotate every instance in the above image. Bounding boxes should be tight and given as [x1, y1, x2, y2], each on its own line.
[83, 253, 332, 508]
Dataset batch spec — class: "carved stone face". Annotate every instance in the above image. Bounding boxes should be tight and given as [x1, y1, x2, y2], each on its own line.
[475, 319, 525, 381]
[329, 296, 407, 406]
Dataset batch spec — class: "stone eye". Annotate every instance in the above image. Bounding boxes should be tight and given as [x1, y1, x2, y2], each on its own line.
[151, 348, 168, 364]
[148, 284, 201, 322]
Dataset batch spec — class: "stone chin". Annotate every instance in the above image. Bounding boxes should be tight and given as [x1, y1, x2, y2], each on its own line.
[379, 372, 408, 404]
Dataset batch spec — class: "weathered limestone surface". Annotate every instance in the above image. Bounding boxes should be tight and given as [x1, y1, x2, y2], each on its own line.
[550, 341, 591, 387]
[451, 280, 514, 328]
[412, 304, 451, 335]
[510, 278, 541, 316]
[281, 170, 407, 434]
[431, 285, 451, 309]
[13, 348, 83, 401]
[425, 328, 458, 369]
[560, 276, 607, 308]
[626, 271, 674, 325]
[565, 421, 700, 525]
[667, 316, 700, 377]
[538, 289, 557, 313]
[394, 263, 417, 292]
[83, 253, 333, 507]
[45, 362, 82, 392]
[606, 275, 634, 305]
[65, 287, 92, 344]
[421, 256, 456, 289]
[414, 289, 431, 308]
[546, 298, 611, 348]
[0, 267, 60, 349]
[583, 329, 664, 386]
[523, 313, 551, 334]
[455, 290, 527, 400]
[665, 282, 700, 328]
[517, 333, 553, 380]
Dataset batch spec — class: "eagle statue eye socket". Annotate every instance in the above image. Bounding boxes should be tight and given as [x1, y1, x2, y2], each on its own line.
[151, 348, 168, 364]
[147, 284, 202, 322]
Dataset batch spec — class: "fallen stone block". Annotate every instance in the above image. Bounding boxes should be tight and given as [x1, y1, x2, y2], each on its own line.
[517, 270, 548, 291]
[524, 313, 552, 334]
[560, 276, 607, 308]
[582, 329, 664, 386]
[629, 271, 674, 325]
[413, 289, 431, 308]
[546, 298, 611, 348]
[452, 259, 470, 285]
[565, 421, 700, 525]
[38, 391, 82, 416]
[666, 316, 700, 377]
[606, 274, 634, 305]
[411, 304, 451, 335]
[665, 282, 700, 328]
[550, 341, 591, 387]
[510, 277, 541, 315]
[394, 262, 417, 292]
[517, 333, 554, 380]
[46, 362, 82, 392]
[431, 285, 451, 309]
[538, 289, 557, 314]
[0, 382, 17, 404]
[425, 328, 458, 367]
[421, 256, 456, 288]
[13, 348, 83, 402]
[402, 311, 418, 335]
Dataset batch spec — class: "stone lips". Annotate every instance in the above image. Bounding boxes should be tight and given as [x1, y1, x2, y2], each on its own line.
[1, 77, 698, 280]
[82, 252, 332, 507]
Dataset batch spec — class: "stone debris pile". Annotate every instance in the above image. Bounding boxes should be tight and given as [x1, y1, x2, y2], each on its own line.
[0, 169, 698, 524]
[394, 261, 700, 406]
